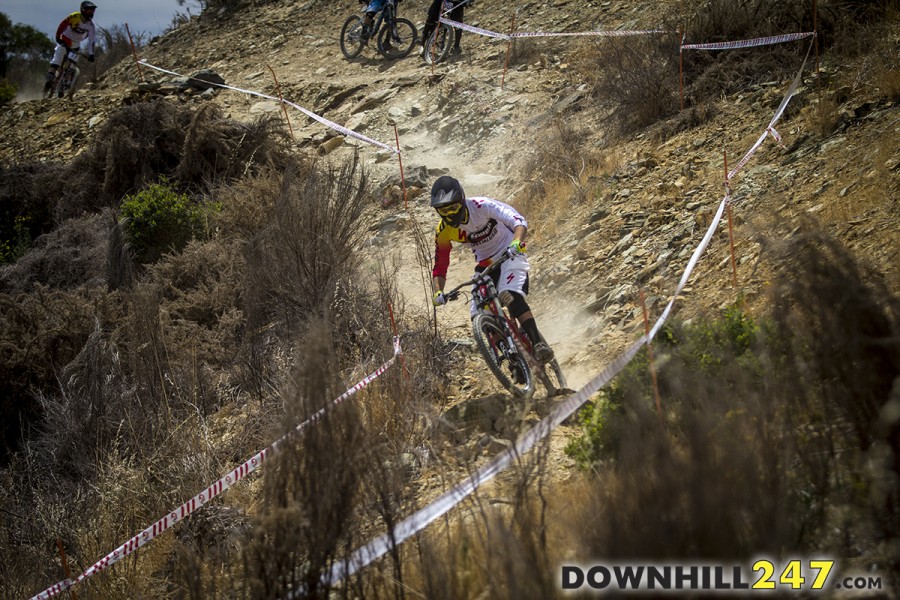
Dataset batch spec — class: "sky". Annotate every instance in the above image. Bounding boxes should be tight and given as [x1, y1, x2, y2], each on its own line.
[2, 0, 193, 40]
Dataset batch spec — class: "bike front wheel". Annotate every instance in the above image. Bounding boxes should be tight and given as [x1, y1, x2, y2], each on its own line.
[423, 23, 453, 65]
[472, 314, 535, 400]
[340, 15, 366, 59]
[58, 67, 79, 99]
[378, 17, 417, 59]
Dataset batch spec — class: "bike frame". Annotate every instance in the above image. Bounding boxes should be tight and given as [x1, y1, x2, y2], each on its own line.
[446, 255, 533, 364]
[442, 252, 568, 399]
[367, 0, 396, 39]
[46, 49, 82, 99]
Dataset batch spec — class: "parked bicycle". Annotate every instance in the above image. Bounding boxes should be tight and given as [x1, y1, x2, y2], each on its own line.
[443, 252, 567, 401]
[43, 48, 85, 99]
[341, 0, 417, 60]
[423, 0, 472, 65]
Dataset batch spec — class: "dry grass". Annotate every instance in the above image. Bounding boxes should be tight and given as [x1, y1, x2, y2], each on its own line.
[569, 34, 680, 135]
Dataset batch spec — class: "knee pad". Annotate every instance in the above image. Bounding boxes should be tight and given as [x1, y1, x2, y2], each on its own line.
[505, 292, 530, 319]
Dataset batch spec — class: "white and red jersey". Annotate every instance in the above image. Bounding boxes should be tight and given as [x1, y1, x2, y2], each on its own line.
[56, 12, 96, 53]
[432, 196, 527, 279]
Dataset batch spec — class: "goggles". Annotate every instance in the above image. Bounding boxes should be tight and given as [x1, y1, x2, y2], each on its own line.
[436, 202, 463, 217]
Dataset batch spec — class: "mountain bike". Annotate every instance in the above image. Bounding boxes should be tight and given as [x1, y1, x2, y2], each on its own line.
[341, 0, 417, 60]
[443, 252, 567, 401]
[423, 0, 472, 65]
[42, 48, 85, 99]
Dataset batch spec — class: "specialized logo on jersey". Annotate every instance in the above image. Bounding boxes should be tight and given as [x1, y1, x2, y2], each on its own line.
[466, 218, 498, 245]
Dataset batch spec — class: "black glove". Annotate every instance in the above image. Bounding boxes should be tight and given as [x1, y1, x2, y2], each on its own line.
[56, 38, 64, 46]
[88, 54, 95, 62]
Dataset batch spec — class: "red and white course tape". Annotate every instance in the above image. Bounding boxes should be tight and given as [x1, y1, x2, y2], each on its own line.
[30, 337, 402, 600]
[439, 17, 668, 41]
[138, 61, 398, 154]
[682, 31, 814, 51]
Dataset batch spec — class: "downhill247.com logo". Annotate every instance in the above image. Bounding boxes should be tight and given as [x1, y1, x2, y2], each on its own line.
[561, 560, 884, 593]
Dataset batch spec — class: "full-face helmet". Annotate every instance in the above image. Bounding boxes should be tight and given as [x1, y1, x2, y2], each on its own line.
[431, 175, 467, 226]
[80, 1, 97, 20]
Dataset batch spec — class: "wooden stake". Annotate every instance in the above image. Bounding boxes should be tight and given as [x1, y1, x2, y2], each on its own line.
[125, 23, 145, 82]
[267, 64, 295, 141]
[394, 123, 408, 209]
[678, 27, 684, 111]
[55, 538, 78, 600]
[639, 289, 663, 427]
[501, 13, 516, 90]
[724, 150, 738, 288]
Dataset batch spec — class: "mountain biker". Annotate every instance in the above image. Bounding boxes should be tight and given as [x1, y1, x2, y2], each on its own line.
[422, 0, 469, 55]
[44, 1, 97, 93]
[430, 175, 555, 364]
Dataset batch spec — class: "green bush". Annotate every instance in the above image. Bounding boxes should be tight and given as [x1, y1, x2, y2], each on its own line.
[0, 79, 17, 105]
[120, 181, 204, 263]
[565, 306, 767, 469]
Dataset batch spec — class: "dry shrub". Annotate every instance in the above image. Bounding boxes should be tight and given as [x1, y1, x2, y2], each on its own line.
[56, 100, 291, 221]
[146, 238, 244, 359]
[571, 34, 680, 135]
[241, 319, 364, 599]
[0, 162, 64, 262]
[0, 287, 113, 465]
[398, 440, 556, 600]
[243, 155, 369, 332]
[174, 104, 289, 188]
[0, 210, 110, 294]
[682, 0, 897, 103]
[803, 96, 842, 138]
[523, 119, 594, 183]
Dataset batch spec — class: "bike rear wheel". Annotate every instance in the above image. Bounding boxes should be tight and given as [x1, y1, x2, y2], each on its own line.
[378, 17, 417, 59]
[340, 15, 366, 59]
[535, 357, 568, 397]
[423, 23, 453, 65]
[472, 314, 535, 400]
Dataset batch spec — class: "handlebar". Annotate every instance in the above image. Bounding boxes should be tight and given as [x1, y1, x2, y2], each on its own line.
[442, 250, 516, 302]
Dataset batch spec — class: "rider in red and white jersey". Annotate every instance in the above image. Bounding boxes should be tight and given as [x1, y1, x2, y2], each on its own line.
[430, 175, 555, 363]
[44, 2, 97, 93]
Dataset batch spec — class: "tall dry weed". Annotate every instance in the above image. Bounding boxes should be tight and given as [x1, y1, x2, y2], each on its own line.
[242, 154, 368, 332]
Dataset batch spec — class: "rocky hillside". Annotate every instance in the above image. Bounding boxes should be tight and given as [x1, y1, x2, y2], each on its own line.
[1, 0, 898, 596]
[4, 1, 896, 364]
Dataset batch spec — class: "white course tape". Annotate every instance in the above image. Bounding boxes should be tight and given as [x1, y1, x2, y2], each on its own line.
[30, 337, 403, 600]
[682, 31, 814, 51]
[138, 60, 398, 154]
[439, 17, 668, 40]
[439, 17, 510, 40]
[510, 29, 669, 39]
[727, 38, 813, 181]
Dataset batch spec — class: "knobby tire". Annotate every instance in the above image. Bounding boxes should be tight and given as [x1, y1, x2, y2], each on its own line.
[340, 15, 366, 59]
[378, 17, 417, 59]
[472, 314, 535, 400]
[423, 23, 453, 65]
[58, 67, 79, 99]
